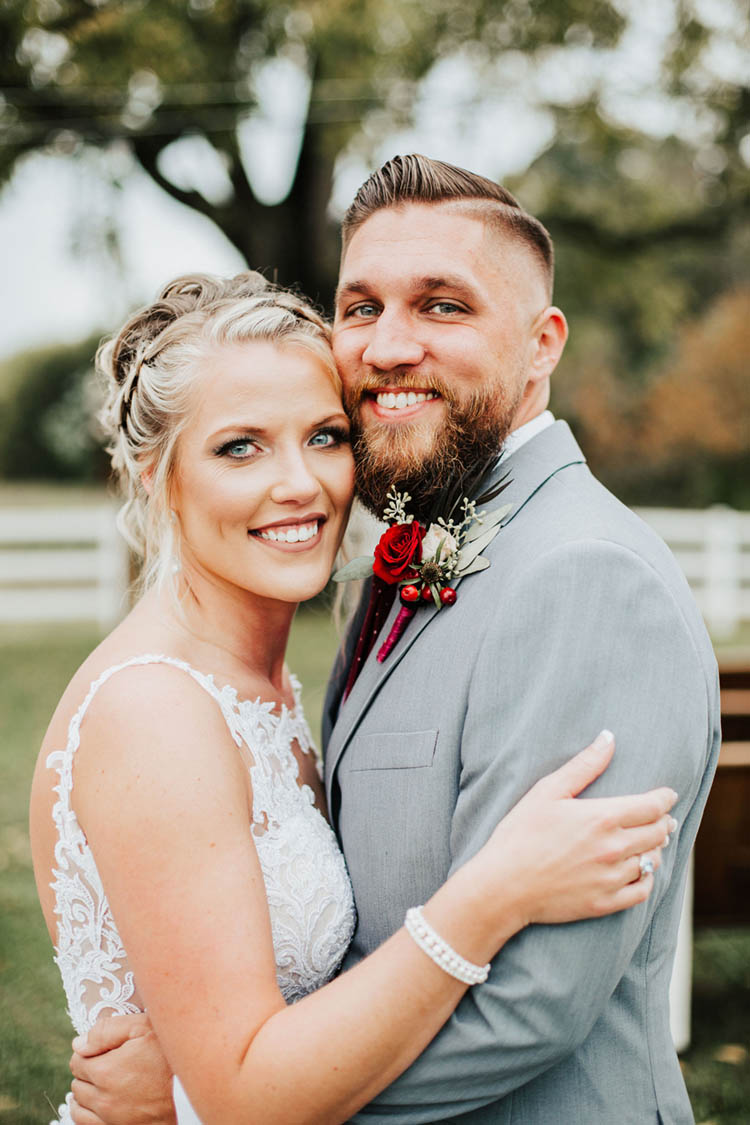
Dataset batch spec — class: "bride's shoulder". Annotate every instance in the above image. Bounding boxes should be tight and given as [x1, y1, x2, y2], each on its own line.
[40, 640, 236, 772]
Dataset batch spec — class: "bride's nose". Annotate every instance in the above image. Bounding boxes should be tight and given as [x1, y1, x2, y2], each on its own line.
[269, 448, 322, 505]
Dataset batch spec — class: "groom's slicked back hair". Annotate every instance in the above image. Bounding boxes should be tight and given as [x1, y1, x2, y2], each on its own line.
[342, 153, 554, 296]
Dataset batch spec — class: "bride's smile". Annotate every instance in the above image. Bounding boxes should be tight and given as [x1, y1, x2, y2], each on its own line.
[168, 339, 355, 608]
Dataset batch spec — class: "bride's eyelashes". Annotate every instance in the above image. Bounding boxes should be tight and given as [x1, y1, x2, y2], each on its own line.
[212, 426, 350, 462]
[308, 424, 351, 449]
[213, 436, 263, 460]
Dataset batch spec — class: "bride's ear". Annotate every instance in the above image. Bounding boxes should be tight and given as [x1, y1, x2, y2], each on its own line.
[140, 464, 155, 496]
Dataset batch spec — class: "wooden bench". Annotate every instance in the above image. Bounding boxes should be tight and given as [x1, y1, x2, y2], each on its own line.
[693, 661, 750, 925]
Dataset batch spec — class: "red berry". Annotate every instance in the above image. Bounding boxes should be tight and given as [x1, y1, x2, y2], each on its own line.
[421, 586, 434, 602]
[440, 587, 457, 606]
[400, 584, 419, 603]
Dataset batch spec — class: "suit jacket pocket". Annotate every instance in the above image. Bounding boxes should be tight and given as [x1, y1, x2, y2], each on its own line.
[345, 729, 439, 771]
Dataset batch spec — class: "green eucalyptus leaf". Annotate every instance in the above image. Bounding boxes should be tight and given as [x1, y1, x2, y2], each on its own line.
[457, 522, 504, 569]
[461, 503, 513, 544]
[458, 556, 491, 577]
[332, 557, 374, 582]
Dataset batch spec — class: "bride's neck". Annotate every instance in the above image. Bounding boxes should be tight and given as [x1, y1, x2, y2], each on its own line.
[142, 572, 297, 691]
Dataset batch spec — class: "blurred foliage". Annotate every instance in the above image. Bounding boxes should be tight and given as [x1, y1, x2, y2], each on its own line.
[0, 0, 749, 502]
[0, 335, 107, 480]
[3, 0, 747, 300]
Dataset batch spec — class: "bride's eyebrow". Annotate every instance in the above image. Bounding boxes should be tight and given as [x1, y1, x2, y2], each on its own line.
[312, 413, 350, 427]
[210, 424, 265, 439]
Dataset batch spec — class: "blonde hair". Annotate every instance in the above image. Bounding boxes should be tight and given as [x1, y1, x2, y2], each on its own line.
[98, 271, 336, 592]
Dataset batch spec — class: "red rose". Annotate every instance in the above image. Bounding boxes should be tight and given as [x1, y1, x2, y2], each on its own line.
[373, 522, 425, 584]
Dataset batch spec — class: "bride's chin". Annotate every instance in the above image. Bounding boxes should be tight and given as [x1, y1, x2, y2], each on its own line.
[240, 569, 333, 606]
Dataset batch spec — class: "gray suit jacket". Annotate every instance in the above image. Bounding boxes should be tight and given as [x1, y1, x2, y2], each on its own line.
[323, 422, 719, 1125]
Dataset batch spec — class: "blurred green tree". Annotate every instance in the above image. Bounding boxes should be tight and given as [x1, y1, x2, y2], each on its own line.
[0, 335, 107, 480]
[1, 1, 749, 501]
[5, 0, 747, 304]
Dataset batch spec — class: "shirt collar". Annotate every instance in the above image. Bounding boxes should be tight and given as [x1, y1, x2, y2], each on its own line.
[499, 410, 555, 462]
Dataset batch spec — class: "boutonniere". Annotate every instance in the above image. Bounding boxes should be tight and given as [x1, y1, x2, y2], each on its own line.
[334, 488, 512, 662]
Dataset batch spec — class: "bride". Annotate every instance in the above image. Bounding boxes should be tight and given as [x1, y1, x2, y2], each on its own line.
[30, 272, 675, 1125]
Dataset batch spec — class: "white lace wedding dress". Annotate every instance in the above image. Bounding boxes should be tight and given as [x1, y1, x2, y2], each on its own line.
[45, 654, 356, 1124]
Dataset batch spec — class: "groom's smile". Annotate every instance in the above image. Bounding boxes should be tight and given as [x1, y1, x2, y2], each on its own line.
[368, 386, 440, 422]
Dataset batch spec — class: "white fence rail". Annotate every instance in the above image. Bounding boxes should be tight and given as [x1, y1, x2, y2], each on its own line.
[0, 505, 129, 630]
[635, 505, 750, 639]
[0, 502, 748, 636]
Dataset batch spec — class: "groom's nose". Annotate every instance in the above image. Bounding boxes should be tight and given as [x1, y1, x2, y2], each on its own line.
[361, 308, 425, 371]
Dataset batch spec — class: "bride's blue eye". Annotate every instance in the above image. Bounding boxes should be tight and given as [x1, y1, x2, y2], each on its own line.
[214, 438, 260, 459]
[308, 426, 350, 449]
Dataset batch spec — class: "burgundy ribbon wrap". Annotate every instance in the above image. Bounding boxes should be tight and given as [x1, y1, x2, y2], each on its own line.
[343, 576, 397, 700]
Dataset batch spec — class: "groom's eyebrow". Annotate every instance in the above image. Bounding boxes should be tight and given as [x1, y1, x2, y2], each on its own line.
[335, 274, 479, 304]
[335, 280, 372, 304]
[419, 275, 478, 300]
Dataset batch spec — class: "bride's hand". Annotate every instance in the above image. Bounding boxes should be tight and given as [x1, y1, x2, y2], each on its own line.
[474, 731, 677, 930]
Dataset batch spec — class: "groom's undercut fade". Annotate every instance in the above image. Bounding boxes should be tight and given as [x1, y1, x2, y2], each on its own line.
[342, 153, 555, 298]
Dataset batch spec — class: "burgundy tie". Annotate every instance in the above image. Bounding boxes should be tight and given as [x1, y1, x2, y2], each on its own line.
[343, 576, 397, 700]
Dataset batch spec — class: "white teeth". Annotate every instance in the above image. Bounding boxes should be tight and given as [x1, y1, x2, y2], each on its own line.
[257, 521, 319, 543]
[375, 391, 436, 410]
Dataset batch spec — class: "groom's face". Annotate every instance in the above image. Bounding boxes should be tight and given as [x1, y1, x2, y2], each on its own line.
[332, 202, 547, 514]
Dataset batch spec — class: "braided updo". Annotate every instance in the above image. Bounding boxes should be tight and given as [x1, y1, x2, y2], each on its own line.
[98, 271, 337, 592]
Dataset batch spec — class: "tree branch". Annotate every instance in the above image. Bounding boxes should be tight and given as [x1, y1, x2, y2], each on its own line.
[132, 135, 222, 222]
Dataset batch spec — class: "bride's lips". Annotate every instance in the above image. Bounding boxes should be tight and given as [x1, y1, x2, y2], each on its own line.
[365, 387, 442, 424]
[249, 514, 327, 551]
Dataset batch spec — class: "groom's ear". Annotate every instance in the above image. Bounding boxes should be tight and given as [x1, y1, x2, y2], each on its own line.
[529, 307, 568, 383]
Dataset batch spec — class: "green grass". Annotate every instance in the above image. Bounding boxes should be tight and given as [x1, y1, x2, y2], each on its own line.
[682, 930, 750, 1124]
[0, 620, 748, 1123]
[0, 624, 101, 1123]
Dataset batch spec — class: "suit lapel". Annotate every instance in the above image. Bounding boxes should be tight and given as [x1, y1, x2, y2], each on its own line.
[324, 420, 587, 812]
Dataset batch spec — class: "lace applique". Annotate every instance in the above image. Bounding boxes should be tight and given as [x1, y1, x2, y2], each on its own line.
[47, 655, 356, 1125]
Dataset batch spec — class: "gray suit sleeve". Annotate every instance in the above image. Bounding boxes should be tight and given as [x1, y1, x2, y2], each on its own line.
[351, 539, 717, 1122]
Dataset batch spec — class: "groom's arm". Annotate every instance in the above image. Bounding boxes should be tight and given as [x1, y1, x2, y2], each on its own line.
[352, 538, 719, 1121]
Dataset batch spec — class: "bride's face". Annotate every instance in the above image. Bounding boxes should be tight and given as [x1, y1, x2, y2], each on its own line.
[169, 340, 354, 606]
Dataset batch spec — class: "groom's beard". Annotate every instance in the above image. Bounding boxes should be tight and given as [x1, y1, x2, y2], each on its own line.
[346, 371, 522, 523]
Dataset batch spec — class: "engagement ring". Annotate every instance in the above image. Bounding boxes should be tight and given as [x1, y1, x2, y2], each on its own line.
[639, 855, 655, 880]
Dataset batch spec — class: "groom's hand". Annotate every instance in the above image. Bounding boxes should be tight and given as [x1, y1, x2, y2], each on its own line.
[69, 1013, 176, 1125]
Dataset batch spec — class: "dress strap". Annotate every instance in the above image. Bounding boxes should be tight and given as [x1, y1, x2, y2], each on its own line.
[46, 654, 245, 822]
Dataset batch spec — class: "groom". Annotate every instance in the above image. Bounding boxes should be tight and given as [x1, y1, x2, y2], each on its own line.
[70, 156, 720, 1123]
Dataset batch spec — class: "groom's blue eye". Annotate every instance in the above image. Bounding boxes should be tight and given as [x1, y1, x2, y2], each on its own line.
[349, 303, 380, 318]
[429, 301, 463, 315]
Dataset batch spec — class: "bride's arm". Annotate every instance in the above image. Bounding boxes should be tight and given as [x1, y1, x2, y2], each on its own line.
[71, 667, 674, 1125]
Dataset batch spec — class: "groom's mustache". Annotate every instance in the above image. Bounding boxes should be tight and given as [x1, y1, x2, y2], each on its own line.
[344, 370, 458, 411]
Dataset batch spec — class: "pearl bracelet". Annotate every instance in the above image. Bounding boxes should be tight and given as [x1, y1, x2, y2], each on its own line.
[404, 905, 490, 986]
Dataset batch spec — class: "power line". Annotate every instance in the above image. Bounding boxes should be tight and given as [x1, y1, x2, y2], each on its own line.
[0, 101, 392, 144]
[0, 77, 411, 108]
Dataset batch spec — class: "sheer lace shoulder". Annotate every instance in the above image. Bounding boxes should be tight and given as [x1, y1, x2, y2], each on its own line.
[46, 654, 356, 1125]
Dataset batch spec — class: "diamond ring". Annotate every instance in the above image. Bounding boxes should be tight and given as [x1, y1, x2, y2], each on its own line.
[639, 854, 655, 880]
